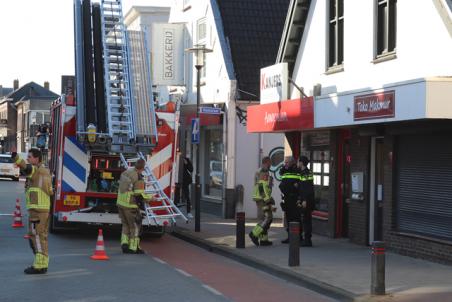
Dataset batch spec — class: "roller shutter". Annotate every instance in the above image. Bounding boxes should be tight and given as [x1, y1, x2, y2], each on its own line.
[397, 134, 452, 240]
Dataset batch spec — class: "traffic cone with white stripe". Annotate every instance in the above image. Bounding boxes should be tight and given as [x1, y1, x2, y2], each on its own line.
[90, 229, 109, 260]
[12, 198, 24, 228]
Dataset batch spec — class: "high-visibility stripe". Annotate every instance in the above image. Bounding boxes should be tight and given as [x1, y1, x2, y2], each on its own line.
[281, 175, 300, 180]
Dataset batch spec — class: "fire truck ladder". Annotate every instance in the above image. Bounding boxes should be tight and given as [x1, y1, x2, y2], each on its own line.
[120, 153, 189, 227]
[101, 0, 135, 145]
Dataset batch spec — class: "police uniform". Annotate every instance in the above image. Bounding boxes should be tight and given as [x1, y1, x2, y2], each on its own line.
[249, 168, 274, 246]
[117, 168, 152, 254]
[279, 164, 302, 243]
[300, 167, 315, 246]
[13, 153, 53, 274]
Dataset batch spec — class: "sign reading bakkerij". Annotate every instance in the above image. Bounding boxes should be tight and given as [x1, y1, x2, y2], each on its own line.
[152, 23, 184, 86]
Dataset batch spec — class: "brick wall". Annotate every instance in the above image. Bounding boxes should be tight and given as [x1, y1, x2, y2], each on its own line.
[348, 132, 370, 245]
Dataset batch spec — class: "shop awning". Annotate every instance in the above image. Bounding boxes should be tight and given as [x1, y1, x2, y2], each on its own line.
[247, 97, 314, 133]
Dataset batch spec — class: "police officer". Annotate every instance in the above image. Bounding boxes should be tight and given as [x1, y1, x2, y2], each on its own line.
[279, 156, 302, 244]
[298, 156, 315, 247]
[12, 147, 53, 274]
[117, 159, 151, 254]
[249, 156, 274, 246]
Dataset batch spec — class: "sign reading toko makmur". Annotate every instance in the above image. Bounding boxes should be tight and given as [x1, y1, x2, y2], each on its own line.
[260, 63, 288, 104]
[354, 91, 395, 121]
[152, 23, 184, 86]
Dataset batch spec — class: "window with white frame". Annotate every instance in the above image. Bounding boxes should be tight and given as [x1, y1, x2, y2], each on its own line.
[328, 0, 344, 68]
[196, 18, 207, 78]
[376, 0, 397, 56]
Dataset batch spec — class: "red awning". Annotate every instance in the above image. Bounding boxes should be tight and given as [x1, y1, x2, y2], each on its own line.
[247, 97, 314, 133]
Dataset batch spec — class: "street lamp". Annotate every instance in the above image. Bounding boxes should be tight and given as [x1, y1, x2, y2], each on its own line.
[185, 45, 212, 232]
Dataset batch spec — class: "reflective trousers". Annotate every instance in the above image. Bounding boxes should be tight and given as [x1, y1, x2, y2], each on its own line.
[28, 210, 50, 269]
[118, 206, 142, 251]
[251, 201, 273, 241]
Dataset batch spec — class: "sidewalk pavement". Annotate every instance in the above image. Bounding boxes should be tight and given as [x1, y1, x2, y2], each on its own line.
[171, 215, 452, 302]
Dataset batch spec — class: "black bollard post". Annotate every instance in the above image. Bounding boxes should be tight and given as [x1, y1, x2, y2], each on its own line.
[371, 241, 386, 295]
[288, 222, 300, 266]
[236, 212, 245, 249]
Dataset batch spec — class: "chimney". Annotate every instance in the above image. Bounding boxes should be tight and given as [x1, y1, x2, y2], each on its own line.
[44, 81, 50, 90]
[0, 85, 3, 97]
[13, 79, 19, 91]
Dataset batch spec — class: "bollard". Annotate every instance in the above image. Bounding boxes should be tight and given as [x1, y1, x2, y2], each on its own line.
[371, 241, 386, 295]
[288, 222, 300, 266]
[236, 212, 245, 249]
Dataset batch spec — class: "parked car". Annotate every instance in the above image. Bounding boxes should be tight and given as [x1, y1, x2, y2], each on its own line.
[0, 154, 20, 181]
[209, 160, 223, 187]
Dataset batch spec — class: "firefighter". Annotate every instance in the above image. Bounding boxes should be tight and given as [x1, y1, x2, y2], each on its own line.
[279, 156, 302, 244]
[298, 156, 315, 247]
[249, 156, 275, 246]
[117, 159, 151, 254]
[12, 147, 53, 274]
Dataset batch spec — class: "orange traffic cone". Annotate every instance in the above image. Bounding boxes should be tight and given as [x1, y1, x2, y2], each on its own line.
[12, 199, 24, 228]
[90, 229, 109, 260]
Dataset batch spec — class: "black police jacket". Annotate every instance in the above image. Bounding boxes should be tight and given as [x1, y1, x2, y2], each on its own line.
[300, 168, 315, 209]
[278, 165, 301, 199]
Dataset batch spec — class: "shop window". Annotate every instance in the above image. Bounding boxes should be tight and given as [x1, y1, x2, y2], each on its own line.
[309, 150, 330, 213]
[327, 0, 344, 69]
[203, 128, 223, 199]
[376, 0, 397, 57]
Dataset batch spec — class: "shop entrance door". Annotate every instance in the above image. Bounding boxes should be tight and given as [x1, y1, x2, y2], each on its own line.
[369, 137, 384, 244]
[336, 130, 351, 238]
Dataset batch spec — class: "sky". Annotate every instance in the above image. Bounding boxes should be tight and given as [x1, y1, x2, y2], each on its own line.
[0, 0, 169, 94]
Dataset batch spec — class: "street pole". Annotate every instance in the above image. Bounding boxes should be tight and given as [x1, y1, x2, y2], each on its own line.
[195, 65, 202, 232]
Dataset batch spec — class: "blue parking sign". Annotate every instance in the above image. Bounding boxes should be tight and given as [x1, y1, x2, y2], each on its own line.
[191, 118, 200, 144]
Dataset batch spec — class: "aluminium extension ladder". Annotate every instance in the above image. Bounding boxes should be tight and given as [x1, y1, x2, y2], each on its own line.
[120, 153, 188, 227]
[101, 0, 135, 145]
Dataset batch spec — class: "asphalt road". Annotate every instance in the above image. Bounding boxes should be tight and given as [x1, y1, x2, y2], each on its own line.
[0, 179, 336, 302]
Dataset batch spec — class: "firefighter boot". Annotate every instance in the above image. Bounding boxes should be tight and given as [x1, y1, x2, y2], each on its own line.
[300, 239, 313, 247]
[259, 233, 273, 246]
[24, 266, 47, 275]
[249, 224, 264, 246]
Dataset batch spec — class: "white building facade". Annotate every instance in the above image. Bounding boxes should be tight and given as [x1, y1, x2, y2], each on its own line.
[167, 0, 288, 218]
[275, 0, 452, 262]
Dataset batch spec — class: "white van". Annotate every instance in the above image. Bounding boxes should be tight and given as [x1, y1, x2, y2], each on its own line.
[0, 154, 20, 181]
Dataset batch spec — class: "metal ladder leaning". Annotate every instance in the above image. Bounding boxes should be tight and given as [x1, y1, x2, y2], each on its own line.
[101, 0, 135, 145]
[120, 153, 188, 227]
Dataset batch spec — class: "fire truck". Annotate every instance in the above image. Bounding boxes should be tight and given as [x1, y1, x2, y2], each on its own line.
[48, 0, 186, 233]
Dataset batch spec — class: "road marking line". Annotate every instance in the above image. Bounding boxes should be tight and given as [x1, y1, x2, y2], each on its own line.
[175, 268, 192, 277]
[42, 269, 87, 275]
[153, 257, 167, 264]
[22, 271, 92, 281]
[53, 253, 88, 257]
[202, 284, 223, 296]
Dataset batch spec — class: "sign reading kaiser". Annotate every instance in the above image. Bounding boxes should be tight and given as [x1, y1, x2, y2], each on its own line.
[354, 91, 395, 121]
[260, 63, 288, 104]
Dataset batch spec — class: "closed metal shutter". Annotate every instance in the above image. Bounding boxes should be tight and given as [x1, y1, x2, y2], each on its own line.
[397, 134, 452, 240]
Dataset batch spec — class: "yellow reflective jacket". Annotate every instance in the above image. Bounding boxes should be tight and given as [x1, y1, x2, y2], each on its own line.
[252, 169, 272, 202]
[15, 156, 53, 211]
[117, 169, 152, 208]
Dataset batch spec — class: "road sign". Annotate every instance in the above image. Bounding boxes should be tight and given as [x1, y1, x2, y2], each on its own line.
[191, 118, 200, 144]
[199, 107, 221, 115]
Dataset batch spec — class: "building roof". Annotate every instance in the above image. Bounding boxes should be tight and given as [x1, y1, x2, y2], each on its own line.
[277, 0, 312, 77]
[216, 0, 291, 101]
[3, 82, 59, 103]
[0, 87, 13, 98]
